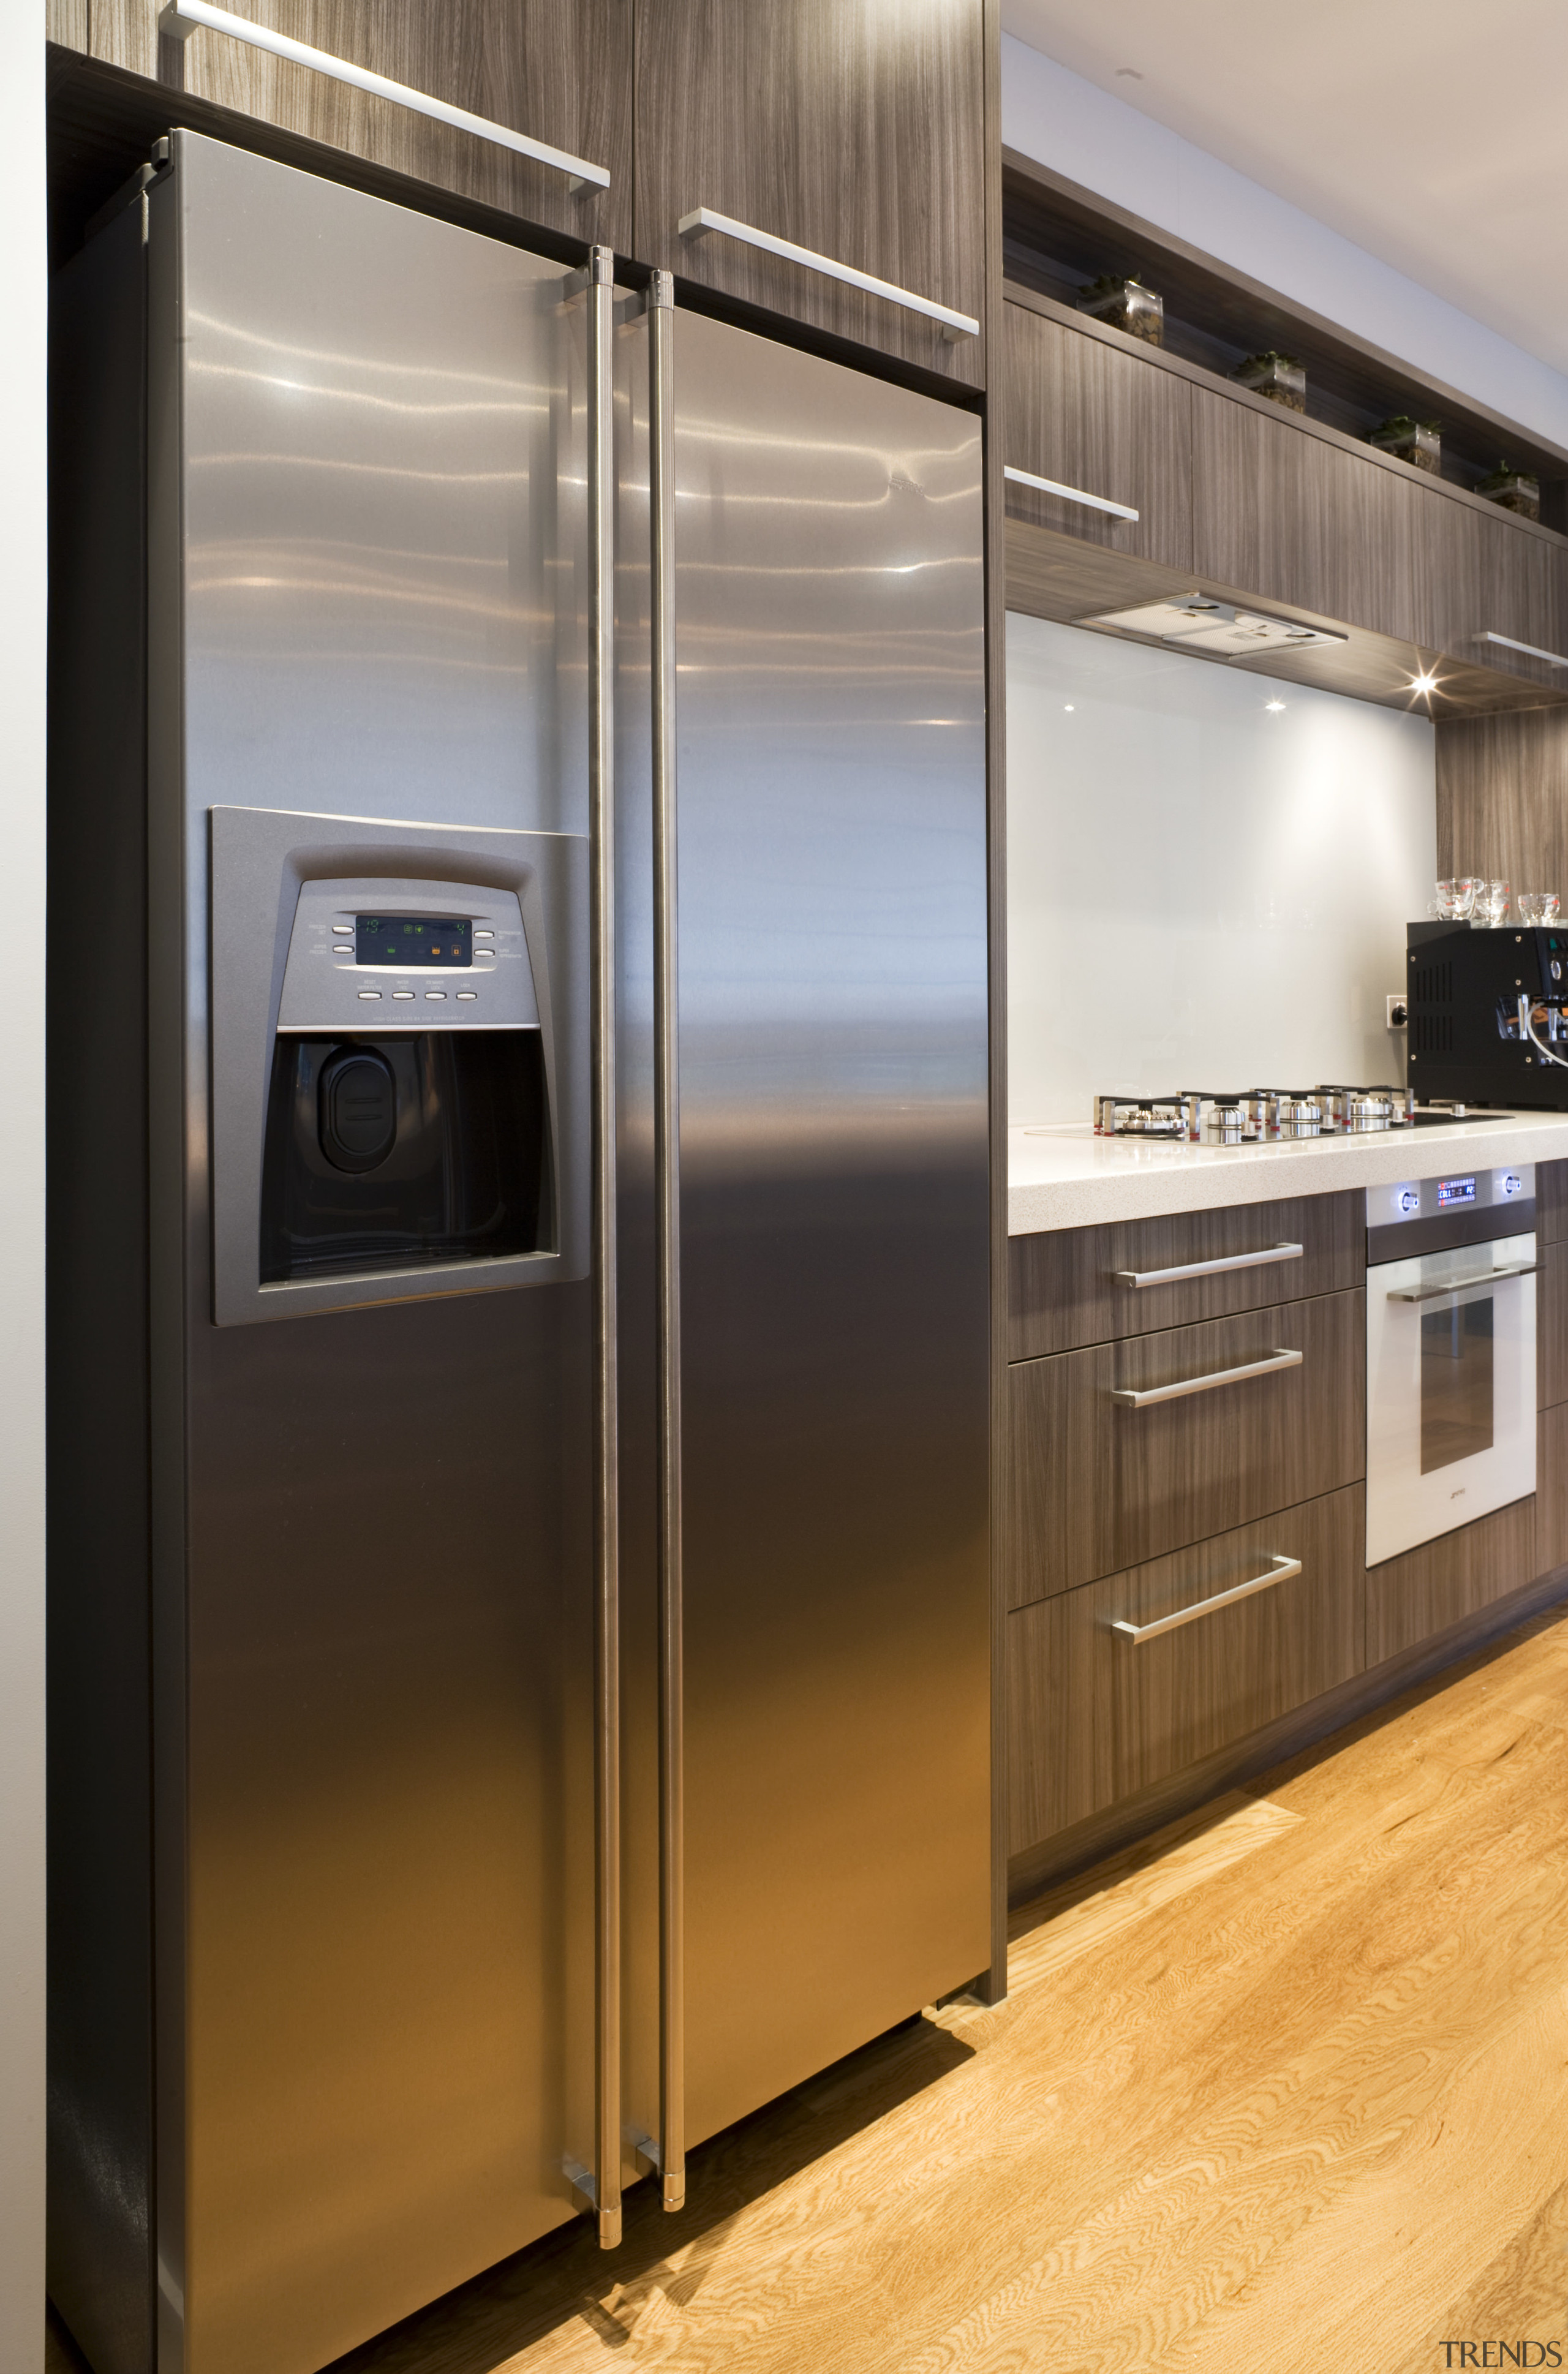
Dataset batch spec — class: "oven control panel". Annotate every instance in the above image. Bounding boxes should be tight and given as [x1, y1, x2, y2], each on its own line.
[1372, 1166, 1532, 1228]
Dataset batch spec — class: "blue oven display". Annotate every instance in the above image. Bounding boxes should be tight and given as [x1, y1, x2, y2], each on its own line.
[1436, 1175, 1477, 1207]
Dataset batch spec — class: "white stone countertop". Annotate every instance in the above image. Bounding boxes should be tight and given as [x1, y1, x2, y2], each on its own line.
[1009, 1113, 1568, 1235]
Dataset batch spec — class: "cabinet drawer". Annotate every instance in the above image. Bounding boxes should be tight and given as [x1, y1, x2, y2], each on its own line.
[1008, 1484, 1365, 1855]
[1008, 1287, 1365, 1607]
[1009, 1189, 1363, 1360]
[1365, 1494, 1538, 1664]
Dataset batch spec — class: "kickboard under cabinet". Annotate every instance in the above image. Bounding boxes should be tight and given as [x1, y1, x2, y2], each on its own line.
[1008, 1483, 1366, 1855]
[1008, 1285, 1366, 1607]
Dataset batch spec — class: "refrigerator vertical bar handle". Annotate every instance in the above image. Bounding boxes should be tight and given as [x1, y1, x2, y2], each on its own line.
[587, 242, 623, 2253]
[647, 269, 687, 2215]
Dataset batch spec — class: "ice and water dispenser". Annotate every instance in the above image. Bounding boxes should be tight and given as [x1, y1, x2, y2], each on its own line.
[209, 807, 588, 1324]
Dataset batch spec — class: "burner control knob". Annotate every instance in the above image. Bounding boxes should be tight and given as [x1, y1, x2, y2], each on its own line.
[1397, 1187, 1419, 1215]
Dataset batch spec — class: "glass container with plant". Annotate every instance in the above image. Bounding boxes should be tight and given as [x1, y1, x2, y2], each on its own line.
[1477, 460, 1540, 521]
[1075, 271, 1164, 347]
[1234, 350, 1308, 412]
[1370, 415, 1441, 473]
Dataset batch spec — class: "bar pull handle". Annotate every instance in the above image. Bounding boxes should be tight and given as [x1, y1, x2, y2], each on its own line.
[587, 244, 622, 2254]
[1114, 1242, 1303, 1289]
[1004, 463, 1139, 524]
[1479, 630, 1568, 670]
[1109, 1347, 1302, 1408]
[157, 0, 611, 188]
[1387, 1262, 1536, 1304]
[1109, 1555, 1302, 1644]
[646, 269, 687, 2217]
[677, 207, 979, 341]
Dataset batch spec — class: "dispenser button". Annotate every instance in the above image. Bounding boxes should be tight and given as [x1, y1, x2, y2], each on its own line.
[425, 990, 447, 1000]
[457, 990, 478, 1000]
[392, 990, 415, 1000]
[357, 989, 382, 1000]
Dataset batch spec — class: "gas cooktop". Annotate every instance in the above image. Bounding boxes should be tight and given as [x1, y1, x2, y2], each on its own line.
[1091, 1089, 1513, 1144]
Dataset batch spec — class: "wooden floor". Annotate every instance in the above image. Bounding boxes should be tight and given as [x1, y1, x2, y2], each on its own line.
[49, 1600, 1568, 2373]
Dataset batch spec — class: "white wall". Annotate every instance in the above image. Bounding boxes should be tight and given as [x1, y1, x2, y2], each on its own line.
[1008, 616, 1436, 1127]
[1001, 32, 1568, 454]
[0, 0, 48, 2365]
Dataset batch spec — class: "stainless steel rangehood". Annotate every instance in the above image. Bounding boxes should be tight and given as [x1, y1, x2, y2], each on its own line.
[1085, 593, 1348, 655]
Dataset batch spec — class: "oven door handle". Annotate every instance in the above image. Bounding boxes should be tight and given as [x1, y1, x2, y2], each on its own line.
[1386, 1262, 1536, 1304]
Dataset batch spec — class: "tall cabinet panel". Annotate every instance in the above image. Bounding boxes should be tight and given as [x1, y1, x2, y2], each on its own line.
[635, 0, 986, 385]
[85, 0, 633, 250]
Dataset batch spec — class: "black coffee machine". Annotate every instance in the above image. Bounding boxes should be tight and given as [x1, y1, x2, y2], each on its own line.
[1408, 919, 1568, 1108]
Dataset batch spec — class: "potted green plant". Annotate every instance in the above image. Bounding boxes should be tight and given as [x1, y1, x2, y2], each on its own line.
[1369, 415, 1441, 473]
[1233, 350, 1307, 411]
[1075, 271, 1164, 347]
[1477, 460, 1540, 521]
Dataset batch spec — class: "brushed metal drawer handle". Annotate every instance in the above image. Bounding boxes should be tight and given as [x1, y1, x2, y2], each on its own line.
[158, 0, 612, 187]
[1109, 1347, 1303, 1407]
[1109, 1554, 1303, 1644]
[1386, 1262, 1536, 1303]
[1004, 463, 1139, 523]
[678, 208, 979, 340]
[1115, 1242, 1304, 1289]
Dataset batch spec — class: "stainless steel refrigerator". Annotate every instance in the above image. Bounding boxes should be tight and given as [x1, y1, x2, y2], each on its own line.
[48, 130, 990, 2374]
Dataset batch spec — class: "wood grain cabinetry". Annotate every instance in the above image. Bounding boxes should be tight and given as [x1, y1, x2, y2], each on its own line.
[1538, 1402, 1568, 1575]
[77, 0, 634, 251]
[1008, 1286, 1366, 1608]
[1189, 385, 1422, 646]
[1008, 1191, 1362, 1362]
[1008, 1483, 1364, 1853]
[1001, 301, 1191, 570]
[1415, 496, 1565, 691]
[1539, 1159, 1568, 1244]
[634, 0, 986, 384]
[1365, 1494, 1538, 1664]
[1540, 1239, 1568, 1412]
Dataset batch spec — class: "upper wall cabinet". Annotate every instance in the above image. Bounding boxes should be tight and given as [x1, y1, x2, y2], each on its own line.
[1415, 497, 1567, 690]
[634, 0, 987, 387]
[1003, 302, 1191, 571]
[1189, 384, 1423, 649]
[71, 0, 634, 251]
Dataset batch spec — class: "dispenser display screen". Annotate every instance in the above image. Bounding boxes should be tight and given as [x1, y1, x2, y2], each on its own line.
[356, 916, 472, 968]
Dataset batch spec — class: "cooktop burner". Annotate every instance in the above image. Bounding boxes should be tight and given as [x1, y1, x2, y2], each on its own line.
[1088, 1086, 1488, 1144]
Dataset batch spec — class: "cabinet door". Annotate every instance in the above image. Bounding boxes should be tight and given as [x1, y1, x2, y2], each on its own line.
[1008, 1287, 1366, 1607]
[1540, 1239, 1568, 1413]
[1191, 386, 1420, 644]
[1003, 305, 1191, 571]
[86, 0, 632, 251]
[635, 0, 986, 386]
[1416, 490, 1565, 690]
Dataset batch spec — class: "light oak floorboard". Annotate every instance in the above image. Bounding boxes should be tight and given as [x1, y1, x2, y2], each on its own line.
[45, 1608, 1568, 2374]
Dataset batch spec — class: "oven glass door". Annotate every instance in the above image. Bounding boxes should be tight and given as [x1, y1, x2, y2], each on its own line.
[1365, 1232, 1536, 1566]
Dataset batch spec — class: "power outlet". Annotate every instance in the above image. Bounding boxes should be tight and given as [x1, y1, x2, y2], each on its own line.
[1386, 993, 1409, 1030]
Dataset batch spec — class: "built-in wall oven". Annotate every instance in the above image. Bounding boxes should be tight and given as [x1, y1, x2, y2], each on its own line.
[1366, 1165, 1536, 1566]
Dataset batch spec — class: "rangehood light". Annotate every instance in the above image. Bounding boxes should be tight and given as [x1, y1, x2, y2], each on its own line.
[1412, 672, 1438, 695]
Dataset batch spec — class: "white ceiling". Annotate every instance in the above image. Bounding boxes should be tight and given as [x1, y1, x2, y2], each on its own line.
[1001, 1, 1568, 374]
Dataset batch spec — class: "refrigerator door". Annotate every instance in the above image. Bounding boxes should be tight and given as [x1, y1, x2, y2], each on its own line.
[149, 136, 599, 2374]
[617, 309, 991, 2158]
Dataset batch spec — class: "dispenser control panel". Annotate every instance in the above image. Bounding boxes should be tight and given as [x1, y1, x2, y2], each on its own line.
[355, 916, 472, 968]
